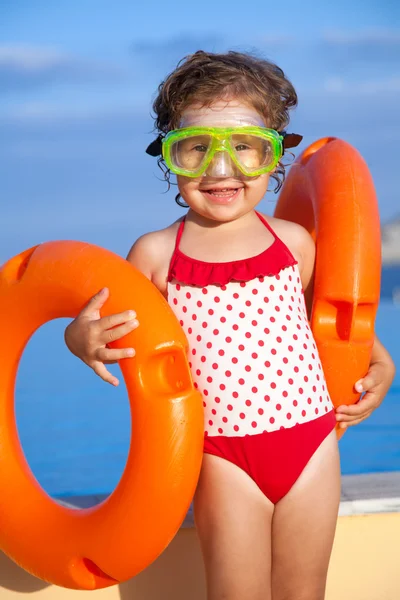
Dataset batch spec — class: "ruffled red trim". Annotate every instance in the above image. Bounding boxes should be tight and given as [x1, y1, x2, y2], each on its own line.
[168, 239, 298, 286]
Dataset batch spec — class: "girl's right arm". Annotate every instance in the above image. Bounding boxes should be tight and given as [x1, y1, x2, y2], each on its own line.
[64, 231, 169, 386]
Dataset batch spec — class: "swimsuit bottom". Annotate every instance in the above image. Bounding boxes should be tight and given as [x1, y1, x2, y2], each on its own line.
[203, 410, 336, 504]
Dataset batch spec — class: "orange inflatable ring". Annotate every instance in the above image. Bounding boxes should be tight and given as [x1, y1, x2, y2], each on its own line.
[274, 137, 381, 436]
[0, 241, 204, 589]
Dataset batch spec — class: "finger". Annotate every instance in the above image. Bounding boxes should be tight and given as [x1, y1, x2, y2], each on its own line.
[96, 347, 135, 362]
[354, 380, 364, 394]
[336, 409, 373, 423]
[336, 393, 378, 415]
[355, 372, 381, 393]
[336, 403, 365, 416]
[79, 287, 109, 317]
[101, 319, 139, 345]
[91, 361, 119, 386]
[100, 310, 137, 330]
[339, 413, 372, 429]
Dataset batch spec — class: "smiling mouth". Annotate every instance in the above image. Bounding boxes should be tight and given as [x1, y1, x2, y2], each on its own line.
[201, 187, 242, 197]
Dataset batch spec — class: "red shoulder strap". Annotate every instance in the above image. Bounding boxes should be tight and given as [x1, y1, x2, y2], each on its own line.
[255, 212, 278, 239]
[174, 217, 186, 251]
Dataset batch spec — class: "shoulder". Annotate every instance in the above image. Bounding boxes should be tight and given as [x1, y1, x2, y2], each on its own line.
[258, 212, 315, 289]
[126, 218, 183, 279]
[258, 212, 315, 268]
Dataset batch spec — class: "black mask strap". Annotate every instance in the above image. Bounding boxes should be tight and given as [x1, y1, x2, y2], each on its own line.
[145, 134, 163, 157]
[279, 132, 303, 152]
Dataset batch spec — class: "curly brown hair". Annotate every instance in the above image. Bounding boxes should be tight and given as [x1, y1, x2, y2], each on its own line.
[151, 50, 298, 194]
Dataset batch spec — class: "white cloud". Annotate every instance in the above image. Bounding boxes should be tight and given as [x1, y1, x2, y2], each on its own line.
[359, 77, 400, 94]
[1, 101, 144, 123]
[0, 44, 127, 90]
[322, 75, 400, 95]
[324, 76, 345, 93]
[252, 34, 297, 45]
[1, 139, 139, 160]
[322, 28, 400, 45]
[0, 45, 70, 71]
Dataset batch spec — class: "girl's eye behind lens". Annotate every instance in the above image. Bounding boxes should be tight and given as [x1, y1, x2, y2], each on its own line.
[193, 144, 208, 153]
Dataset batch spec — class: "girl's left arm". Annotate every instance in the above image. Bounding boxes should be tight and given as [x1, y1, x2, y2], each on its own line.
[298, 225, 396, 430]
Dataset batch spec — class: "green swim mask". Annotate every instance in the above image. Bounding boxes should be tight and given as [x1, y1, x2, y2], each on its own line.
[161, 126, 285, 178]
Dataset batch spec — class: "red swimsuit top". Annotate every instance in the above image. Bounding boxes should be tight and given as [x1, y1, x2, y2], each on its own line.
[168, 212, 297, 286]
[167, 212, 333, 437]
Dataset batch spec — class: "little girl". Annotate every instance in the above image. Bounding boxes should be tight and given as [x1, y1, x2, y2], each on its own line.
[65, 51, 396, 600]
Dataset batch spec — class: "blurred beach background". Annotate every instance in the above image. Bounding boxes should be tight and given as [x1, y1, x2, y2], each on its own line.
[1, 1, 399, 499]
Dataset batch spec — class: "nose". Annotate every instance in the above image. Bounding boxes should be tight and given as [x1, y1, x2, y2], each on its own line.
[204, 151, 241, 178]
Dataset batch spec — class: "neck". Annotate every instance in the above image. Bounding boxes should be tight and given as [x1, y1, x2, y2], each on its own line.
[185, 208, 260, 231]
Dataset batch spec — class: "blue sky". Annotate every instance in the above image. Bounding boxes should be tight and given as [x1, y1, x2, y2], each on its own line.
[1, 1, 399, 266]
[2, 1, 400, 496]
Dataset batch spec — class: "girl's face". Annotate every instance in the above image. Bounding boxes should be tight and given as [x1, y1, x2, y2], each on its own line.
[176, 99, 273, 223]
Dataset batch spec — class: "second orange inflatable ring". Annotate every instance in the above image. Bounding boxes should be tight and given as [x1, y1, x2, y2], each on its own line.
[0, 242, 204, 589]
[274, 137, 381, 433]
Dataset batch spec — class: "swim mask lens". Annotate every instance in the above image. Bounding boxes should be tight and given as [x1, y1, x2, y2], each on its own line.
[161, 126, 284, 178]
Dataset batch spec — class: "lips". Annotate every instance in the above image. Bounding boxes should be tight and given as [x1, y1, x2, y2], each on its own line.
[200, 186, 243, 204]
[200, 184, 244, 194]
[203, 188, 239, 197]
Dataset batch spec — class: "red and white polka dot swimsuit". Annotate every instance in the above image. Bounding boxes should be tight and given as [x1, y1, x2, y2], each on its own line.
[167, 212, 336, 503]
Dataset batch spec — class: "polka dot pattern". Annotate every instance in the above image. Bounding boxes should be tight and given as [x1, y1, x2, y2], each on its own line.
[168, 264, 333, 436]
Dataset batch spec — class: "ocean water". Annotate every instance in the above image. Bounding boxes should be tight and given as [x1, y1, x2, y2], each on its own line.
[15, 301, 400, 499]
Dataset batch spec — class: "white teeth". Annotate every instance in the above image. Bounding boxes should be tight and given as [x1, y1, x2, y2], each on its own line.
[210, 190, 236, 196]
[207, 188, 237, 193]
